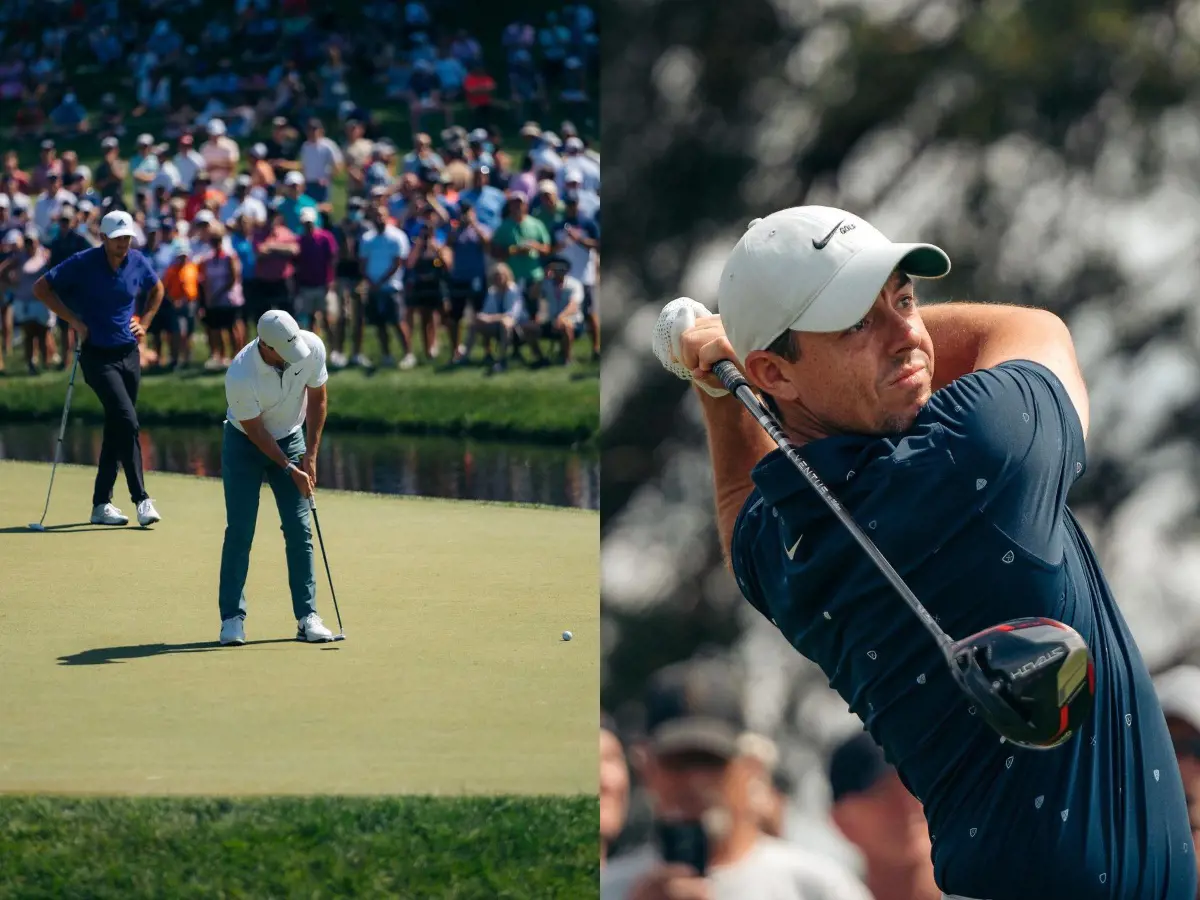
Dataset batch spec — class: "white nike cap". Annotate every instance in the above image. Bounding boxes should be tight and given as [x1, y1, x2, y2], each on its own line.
[1155, 665, 1200, 732]
[100, 210, 138, 239]
[257, 309, 310, 365]
[716, 206, 952, 362]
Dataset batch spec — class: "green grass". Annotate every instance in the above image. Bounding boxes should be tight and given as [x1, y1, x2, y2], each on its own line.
[0, 460, 598, 796]
[0, 795, 599, 899]
[0, 345, 600, 445]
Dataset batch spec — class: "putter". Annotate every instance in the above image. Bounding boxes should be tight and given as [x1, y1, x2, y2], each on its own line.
[28, 348, 81, 532]
[307, 494, 346, 641]
[712, 360, 1095, 750]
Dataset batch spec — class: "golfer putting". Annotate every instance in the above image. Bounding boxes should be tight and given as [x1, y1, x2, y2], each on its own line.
[218, 309, 336, 645]
[31, 210, 163, 528]
[653, 206, 1195, 899]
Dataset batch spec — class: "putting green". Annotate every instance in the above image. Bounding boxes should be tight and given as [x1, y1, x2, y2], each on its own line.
[0, 460, 598, 797]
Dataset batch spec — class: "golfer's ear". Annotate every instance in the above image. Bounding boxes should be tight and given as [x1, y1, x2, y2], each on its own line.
[744, 350, 799, 404]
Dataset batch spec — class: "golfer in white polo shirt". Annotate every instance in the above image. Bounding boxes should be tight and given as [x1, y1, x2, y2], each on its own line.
[217, 309, 335, 645]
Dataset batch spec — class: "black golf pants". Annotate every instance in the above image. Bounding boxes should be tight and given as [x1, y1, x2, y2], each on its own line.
[80, 342, 149, 509]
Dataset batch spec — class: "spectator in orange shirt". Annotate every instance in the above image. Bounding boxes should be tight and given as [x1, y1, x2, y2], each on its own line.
[158, 239, 199, 369]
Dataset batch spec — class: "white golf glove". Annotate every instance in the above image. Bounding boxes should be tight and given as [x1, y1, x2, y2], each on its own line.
[651, 297, 729, 397]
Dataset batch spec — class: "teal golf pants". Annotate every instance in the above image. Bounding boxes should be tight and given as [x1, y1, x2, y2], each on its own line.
[218, 421, 317, 623]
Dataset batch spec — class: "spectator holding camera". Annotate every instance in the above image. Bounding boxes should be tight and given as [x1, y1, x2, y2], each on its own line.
[601, 660, 872, 900]
[457, 261, 525, 374]
[406, 205, 452, 363]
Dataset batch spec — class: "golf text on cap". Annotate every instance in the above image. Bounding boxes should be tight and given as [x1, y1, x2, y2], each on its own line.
[257, 310, 311, 365]
[716, 206, 952, 363]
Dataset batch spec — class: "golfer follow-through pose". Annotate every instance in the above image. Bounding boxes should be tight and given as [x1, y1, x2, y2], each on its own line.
[218, 309, 335, 646]
[653, 206, 1196, 899]
[32, 210, 163, 528]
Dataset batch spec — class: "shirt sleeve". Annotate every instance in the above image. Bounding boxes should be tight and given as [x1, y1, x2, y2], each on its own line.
[730, 491, 777, 626]
[306, 335, 328, 388]
[45, 250, 84, 300]
[226, 373, 262, 422]
[918, 359, 1087, 564]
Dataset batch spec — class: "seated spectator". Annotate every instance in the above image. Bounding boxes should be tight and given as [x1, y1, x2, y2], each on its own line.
[521, 255, 584, 365]
[457, 262, 525, 373]
[407, 60, 450, 140]
[829, 731, 941, 900]
[600, 660, 873, 900]
[49, 92, 89, 134]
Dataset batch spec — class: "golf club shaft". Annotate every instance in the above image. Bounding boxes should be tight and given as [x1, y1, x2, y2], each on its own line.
[36, 349, 80, 526]
[712, 360, 956, 658]
[307, 496, 344, 634]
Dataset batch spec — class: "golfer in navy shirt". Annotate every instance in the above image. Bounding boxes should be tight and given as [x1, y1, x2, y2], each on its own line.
[655, 206, 1196, 899]
[33, 210, 165, 527]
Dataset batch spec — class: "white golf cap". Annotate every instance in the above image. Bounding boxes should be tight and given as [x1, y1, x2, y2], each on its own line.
[100, 210, 138, 239]
[194, 209, 215, 224]
[716, 206, 951, 362]
[207, 118, 226, 136]
[1156, 665, 1200, 732]
[257, 309, 310, 365]
[298, 206, 318, 224]
[284, 171, 306, 186]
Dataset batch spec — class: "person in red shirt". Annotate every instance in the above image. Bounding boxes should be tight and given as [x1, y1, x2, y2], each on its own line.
[184, 172, 227, 222]
[463, 61, 496, 128]
[293, 206, 339, 341]
[252, 207, 300, 321]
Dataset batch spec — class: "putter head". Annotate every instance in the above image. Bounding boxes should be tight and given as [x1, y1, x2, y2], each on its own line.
[332, 633, 345, 641]
[950, 617, 1095, 750]
[28, 523, 45, 532]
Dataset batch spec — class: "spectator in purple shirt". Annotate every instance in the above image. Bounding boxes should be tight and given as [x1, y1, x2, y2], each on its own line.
[293, 206, 339, 341]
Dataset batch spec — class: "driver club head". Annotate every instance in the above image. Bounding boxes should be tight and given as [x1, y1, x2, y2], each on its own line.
[950, 617, 1095, 750]
[28, 523, 45, 532]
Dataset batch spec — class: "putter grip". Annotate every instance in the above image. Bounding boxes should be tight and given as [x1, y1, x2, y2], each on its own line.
[712, 360, 748, 393]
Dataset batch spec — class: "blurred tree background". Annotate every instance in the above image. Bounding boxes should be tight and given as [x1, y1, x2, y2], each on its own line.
[601, 0, 1200, 851]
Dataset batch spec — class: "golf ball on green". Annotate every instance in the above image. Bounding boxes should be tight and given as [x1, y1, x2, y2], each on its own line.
[562, 631, 573, 641]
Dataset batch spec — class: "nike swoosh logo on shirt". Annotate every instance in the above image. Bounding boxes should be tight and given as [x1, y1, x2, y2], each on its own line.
[812, 220, 845, 250]
[785, 535, 803, 560]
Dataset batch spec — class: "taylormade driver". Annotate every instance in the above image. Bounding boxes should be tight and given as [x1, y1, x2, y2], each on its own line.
[308, 495, 346, 641]
[711, 359, 1095, 750]
[29, 348, 81, 532]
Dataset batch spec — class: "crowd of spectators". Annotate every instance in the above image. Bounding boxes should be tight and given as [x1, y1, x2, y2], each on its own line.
[0, 0, 599, 377]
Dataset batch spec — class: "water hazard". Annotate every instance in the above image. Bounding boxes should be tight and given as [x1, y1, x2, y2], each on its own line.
[0, 422, 598, 510]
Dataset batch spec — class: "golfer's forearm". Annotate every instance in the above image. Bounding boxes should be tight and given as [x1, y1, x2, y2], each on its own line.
[31, 278, 76, 324]
[305, 391, 327, 454]
[241, 421, 293, 469]
[700, 390, 776, 565]
[140, 283, 164, 324]
[922, 301, 1062, 385]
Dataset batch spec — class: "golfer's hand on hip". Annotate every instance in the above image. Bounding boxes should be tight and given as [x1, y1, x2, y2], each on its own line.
[629, 864, 711, 900]
[289, 464, 314, 498]
[129, 316, 145, 340]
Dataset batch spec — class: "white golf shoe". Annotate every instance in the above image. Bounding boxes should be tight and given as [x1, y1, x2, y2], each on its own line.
[220, 617, 246, 646]
[296, 613, 334, 642]
[136, 498, 161, 527]
[90, 503, 128, 526]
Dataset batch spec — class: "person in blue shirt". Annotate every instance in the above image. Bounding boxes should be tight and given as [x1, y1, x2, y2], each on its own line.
[444, 199, 491, 359]
[32, 210, 165, 528]
[657, 205, 1197, 900]
[457, 261, 525, 374]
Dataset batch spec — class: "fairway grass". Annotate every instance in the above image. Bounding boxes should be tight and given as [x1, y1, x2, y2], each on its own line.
[0, 795, 599, 899]
[0, 460, 598, 796]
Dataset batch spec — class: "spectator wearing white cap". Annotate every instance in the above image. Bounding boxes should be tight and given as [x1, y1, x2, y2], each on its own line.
[561, 135, 600, 193]
[220, 176, 267, 228]
[32, 172, 76, 238]
[1156, 665, 1200, 895]
[173, 133, 206, 191]
[530, 131, 564, 174]
[298, 118, 343, 205]
[279, 171, 321, 233]
[32, 210, 165, 527]
[561, 168, 601, 221]
[131, 134, 160, 201]
[201, 118, 240, 194]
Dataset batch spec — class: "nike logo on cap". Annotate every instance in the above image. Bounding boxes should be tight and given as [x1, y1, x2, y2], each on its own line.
[812, 219, 845, 250]
[785, 534, 803, 560]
